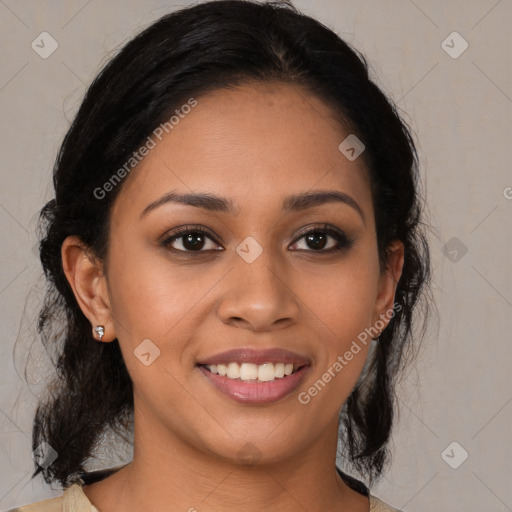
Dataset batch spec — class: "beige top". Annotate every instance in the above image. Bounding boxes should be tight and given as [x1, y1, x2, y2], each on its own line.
[7, 481, 403, 512]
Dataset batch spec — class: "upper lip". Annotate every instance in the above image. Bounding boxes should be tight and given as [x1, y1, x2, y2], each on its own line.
[196, 347, 311, 366]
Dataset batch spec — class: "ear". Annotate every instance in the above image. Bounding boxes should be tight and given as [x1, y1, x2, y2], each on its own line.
[61, 235, 116, 342]
[371, 239, 405, 334]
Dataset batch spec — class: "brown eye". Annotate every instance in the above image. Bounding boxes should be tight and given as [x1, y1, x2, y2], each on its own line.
[161, 226, 222, 252]
[160, 223, 354, 255]
[290, 224, 355, 253]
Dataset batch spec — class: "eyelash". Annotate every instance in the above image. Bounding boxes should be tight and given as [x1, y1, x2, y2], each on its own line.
[160, 223, 355, 255]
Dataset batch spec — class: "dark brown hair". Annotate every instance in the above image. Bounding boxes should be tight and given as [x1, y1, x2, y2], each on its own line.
[29, 0, 433, 489]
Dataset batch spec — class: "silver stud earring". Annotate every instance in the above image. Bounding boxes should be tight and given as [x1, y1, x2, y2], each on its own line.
[94, 325, 105, 341]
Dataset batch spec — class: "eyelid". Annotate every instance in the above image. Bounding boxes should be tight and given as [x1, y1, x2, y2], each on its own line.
[160, 225, 223, 249]
[289, 223, 354, 251]
[160, 223, 354, 253]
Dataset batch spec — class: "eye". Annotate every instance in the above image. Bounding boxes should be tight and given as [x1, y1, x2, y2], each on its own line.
[161, 226, 222, 252]
[290, 224, 355, 253]
[161, 223, 354, 254]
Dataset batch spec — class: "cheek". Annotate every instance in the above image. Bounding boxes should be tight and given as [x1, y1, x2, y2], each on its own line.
[105, 242, 220, 382]
[297, 260, 378, 340]
[106, 242, 196, 335]
[292, 257, 378, 390]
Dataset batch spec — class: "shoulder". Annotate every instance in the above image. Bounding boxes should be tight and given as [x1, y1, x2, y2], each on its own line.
[6, 464, 128, 512]
[336, 467, 404, 512]
[369, 493, 405, 512]
[5, 494, 63, 512]
[5, 482, 99, 512]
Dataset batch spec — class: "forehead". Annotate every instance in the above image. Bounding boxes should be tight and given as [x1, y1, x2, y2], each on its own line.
[112, 82, 372, 219]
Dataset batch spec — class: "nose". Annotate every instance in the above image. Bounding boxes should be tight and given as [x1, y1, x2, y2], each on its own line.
[216, 246, 300, 332]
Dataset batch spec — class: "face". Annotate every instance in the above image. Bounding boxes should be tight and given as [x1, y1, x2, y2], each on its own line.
[64, 81, 403, 467]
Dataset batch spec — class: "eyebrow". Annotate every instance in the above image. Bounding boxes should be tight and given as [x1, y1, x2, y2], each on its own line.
[140, 189, 365, 224]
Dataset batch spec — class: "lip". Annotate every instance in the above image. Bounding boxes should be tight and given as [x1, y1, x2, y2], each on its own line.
[198, 364, 310, 404]
[196, 347, 311, 366]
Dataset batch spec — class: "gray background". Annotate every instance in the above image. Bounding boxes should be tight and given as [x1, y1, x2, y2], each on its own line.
[1, 1, 511, 511]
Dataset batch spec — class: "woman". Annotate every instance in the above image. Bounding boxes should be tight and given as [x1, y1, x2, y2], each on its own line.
[9, 1, 432, 511]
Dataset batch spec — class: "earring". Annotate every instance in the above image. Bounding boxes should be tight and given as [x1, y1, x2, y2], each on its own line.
[94, 325, 105, 341]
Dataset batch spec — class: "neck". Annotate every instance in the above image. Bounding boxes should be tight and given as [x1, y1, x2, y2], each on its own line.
[84, 404, 369, 512]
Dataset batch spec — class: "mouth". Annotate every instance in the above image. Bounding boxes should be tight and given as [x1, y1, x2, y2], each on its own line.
[195, 347, 311, 404]
[196, 361, 311, 404]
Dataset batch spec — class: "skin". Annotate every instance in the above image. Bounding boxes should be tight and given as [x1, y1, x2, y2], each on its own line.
[62, 81, 404, 512]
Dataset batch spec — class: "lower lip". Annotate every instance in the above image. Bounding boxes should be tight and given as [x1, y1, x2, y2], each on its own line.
[197, 365, 310, 404]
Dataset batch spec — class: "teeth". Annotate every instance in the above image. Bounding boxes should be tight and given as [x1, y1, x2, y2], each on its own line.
[205, 362, 299, 381]
[227, 362, 241, 379]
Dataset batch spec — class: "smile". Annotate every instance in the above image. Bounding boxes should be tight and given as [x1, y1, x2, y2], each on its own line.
[197, 363, 311, 404]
